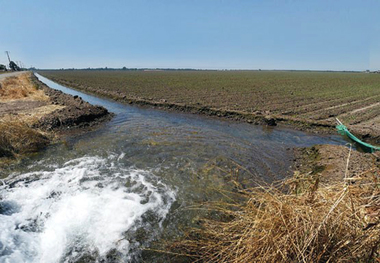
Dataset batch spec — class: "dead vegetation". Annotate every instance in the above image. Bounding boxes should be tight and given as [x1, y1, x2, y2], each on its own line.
[0, 73, 52, 159]
[0, 116, 49, 158]
[0, 72, 111, 162]
[168, 149, 380, 262]
[0, 73, 48, 102]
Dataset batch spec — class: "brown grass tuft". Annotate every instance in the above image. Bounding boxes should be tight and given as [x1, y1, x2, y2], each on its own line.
[0, 73, 48, 102]
[168, 169, 380, 262]
[0, 116, 49, 158]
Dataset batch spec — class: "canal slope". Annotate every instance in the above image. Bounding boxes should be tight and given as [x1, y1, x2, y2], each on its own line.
[0, 72, 112, 163]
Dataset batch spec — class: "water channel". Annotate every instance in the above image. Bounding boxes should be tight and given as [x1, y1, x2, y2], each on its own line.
[0, 74, 346, 262]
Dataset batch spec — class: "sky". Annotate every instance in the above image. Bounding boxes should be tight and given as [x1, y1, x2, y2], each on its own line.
[1, 0, 379, 71]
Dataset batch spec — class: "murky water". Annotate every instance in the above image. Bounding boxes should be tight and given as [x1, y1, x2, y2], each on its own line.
[0, 74, 346, 262]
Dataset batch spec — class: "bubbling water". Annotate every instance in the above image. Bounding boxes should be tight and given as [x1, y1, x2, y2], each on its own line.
[0, 156, 175, 263]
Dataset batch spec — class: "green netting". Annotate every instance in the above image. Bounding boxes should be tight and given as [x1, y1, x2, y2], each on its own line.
[336, 124, 380, 153]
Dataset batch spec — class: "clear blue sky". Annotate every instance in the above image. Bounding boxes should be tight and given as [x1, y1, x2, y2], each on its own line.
[1, 0, 379, 70]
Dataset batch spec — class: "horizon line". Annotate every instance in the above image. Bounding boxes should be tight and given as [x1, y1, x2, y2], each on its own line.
[33, 67, 376, 73]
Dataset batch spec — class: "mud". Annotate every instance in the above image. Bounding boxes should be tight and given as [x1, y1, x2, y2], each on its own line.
[293, 144, 380, 183]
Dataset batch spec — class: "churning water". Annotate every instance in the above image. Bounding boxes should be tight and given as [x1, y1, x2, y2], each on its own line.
[0, 74, 346, 262]
[0, 156, 174, 262]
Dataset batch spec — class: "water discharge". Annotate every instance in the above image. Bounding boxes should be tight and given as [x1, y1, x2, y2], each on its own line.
[1, 155, 175, 262]
[0, 74, 346, 262]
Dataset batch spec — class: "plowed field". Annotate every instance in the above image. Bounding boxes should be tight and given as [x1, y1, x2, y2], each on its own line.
[38, 70, 380, 140]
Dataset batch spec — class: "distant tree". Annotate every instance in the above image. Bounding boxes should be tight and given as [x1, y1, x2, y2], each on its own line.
[9, 61, 20, 71]
[0, 64, 7, 71]
[122, 66, 127, 70]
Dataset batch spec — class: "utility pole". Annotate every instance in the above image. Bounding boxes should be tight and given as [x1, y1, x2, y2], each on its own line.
[5, 51, 11, 63]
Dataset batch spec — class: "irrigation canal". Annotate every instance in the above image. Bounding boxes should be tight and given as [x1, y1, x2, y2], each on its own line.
[0, 73, 346, 262]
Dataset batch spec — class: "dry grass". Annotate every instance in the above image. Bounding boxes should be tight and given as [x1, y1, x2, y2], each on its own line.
[0, 116, 49, 158]
[0, 73, 49, 102]
[168, 154, 380, 262]
[15, 104, 65, 126]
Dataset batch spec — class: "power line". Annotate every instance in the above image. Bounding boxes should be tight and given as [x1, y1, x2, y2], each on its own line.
[5, 51, 11, 63]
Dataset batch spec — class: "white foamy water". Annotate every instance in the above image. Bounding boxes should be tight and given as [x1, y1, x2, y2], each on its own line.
[0, 156, 175, 263]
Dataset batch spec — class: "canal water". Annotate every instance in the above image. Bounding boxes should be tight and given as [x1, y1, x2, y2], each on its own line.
[0, 74, 345, 262]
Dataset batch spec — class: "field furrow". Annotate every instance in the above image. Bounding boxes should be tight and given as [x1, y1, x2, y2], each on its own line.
[38, 70, 380, 139]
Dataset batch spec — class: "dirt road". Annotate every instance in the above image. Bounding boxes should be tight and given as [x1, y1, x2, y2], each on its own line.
[0, 71, 25, 80]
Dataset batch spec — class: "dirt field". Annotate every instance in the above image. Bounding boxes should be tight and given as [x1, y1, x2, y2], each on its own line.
[38, 70, 380, 142]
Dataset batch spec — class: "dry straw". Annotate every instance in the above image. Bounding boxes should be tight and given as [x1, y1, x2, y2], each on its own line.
[168, 148, 380, 262]
[0, 116, 49, 158]
[0, 73, 48, 102]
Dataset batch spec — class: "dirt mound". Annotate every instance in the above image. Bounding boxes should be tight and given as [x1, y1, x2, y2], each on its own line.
[33, 81, 113, 131]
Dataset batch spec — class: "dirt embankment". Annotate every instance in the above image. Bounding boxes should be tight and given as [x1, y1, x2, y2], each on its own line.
[31, 77, 113, 132]
[0, 72, 112, 162]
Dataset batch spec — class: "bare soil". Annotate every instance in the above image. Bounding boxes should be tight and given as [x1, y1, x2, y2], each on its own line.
[293, 144, 380, 183]
[0, 100, 48, 115]
[31, 76, 113, 132]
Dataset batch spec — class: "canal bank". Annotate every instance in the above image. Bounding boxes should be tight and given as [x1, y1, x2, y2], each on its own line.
[0, 72, 112, 167]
